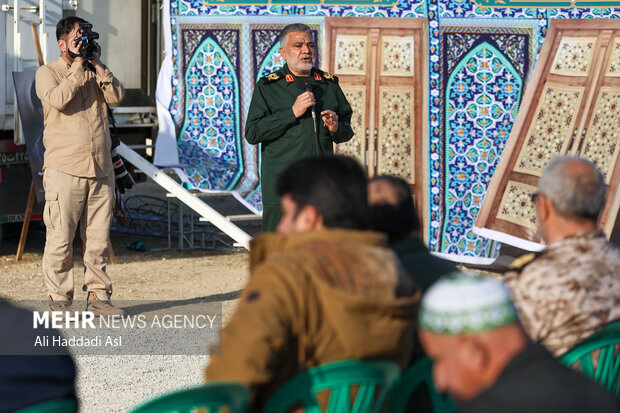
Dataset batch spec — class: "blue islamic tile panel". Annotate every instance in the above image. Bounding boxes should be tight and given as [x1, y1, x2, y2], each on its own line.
[171, 0, 424, 17]
[183, 29, 239, 71]
[178, 0, 400, 6]
[489, 33, 529, 77]
[163, 0, 620, 250]
[438, 29, 532, 259]
[178, 35, 244, 191]
[252, 28, 282, 77]
[445, 33, 480, 73]
[427, 0, 442, 251]
[475, 0, 620, 8]
[177, 26, 241, 129]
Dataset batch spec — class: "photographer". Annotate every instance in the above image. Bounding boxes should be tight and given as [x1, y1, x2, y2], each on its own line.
[36, 16, 125, 316]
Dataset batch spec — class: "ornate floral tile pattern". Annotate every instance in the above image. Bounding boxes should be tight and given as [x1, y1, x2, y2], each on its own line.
[178, 26, 241, 129]
[377, 88, 414, 181]
[251, 28, 282, 79]
[381, 36, 415, 76]
[605, 38, 620, 77]
[178, 35, 243, 191]
[489, 34, 529, 78]
[580, 88, 620, 184]
[334, 35, 368, 75]
[440, 37, 526, 259]
[550, 37, 597, 76]
[162, 0, 620, 248]
[514, 85, 584, 176]
[496, 181, 538, 230]
[445, 33, 479, 73]
[335, 87, 366, 164]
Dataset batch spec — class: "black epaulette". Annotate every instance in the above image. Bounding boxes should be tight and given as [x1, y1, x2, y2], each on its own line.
[259, 69, 286, 84]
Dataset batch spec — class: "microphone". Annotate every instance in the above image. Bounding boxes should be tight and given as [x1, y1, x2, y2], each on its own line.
[304, 81, 320, 154]
[304, 81, 317, 129]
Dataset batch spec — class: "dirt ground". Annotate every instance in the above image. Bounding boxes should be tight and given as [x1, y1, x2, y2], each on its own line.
[1, 220, 251, 412]
[0, 192, 502, 412]
[0, 221, 250, 319]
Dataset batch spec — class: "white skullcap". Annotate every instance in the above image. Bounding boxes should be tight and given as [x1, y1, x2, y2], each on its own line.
[419, 272, 519, 334]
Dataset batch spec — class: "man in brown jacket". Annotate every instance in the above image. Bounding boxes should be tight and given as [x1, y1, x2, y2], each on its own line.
[36, 16, 125, 315]
[206, 156, 420, 410]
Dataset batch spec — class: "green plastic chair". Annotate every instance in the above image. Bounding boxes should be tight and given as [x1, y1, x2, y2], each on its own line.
[560, 321, 620, 399]
[388, 357, 456, 413]
[13, 398, 77, 413]
[262, 359, 401, 413]
[129, 382, 249, 413]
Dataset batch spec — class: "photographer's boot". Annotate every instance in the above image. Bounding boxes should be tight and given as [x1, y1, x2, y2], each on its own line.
[48, 295, 72, 314]
[86, 292, 124, 316]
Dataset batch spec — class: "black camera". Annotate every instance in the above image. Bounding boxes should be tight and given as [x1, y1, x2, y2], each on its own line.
[110, 133, 135, 194]
[72, 22, 101, 61]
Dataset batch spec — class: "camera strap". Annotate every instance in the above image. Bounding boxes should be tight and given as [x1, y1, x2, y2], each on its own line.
[106, 104, 122, 151]
[106, 104, 118, 130]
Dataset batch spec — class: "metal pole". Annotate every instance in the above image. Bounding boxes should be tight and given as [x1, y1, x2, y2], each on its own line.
[116, 142, 252, 249]
[13, 0, 22, 143]
[38, 0, 46, 65]
[167, 194, 172, 249]
[178, 201, 183, 250]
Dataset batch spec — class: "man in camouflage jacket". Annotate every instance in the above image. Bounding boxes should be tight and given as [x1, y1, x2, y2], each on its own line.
[506, 156, 620, 357]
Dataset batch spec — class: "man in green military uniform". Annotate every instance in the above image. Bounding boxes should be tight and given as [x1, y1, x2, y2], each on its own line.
[245, 23, 354, 232]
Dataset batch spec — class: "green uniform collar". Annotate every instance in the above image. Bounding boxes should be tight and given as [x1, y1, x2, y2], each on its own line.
[261, 64, 336, 85]
[281, 63, 323, 86]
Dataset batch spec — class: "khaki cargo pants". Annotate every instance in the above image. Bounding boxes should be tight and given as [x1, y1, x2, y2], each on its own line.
[42, 168, 114, 302]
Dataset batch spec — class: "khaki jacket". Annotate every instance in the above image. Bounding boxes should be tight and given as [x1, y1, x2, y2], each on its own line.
[206, 229, 420, 410]
[36, 57, 125, 178]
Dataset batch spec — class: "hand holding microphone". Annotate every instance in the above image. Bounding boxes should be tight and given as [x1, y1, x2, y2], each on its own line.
[304, 82, 317, 131]
[302, 81, 320, 153]
[292, 87, 315, 119]
[291, 82, 339, 134]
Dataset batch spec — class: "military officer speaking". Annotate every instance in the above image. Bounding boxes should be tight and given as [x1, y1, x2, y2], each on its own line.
[245, 23, 355, 232]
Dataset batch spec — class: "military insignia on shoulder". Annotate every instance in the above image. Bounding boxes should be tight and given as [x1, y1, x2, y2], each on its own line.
[323, 71, 335, 81]
[509, 253, 537, 271]
[260, 72, 282, 84]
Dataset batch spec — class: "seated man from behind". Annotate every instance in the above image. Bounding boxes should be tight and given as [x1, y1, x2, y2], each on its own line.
[206, 156, 420, 411]
[419, 273, 619, 413]
[506, 156, 620, 357]
[0, 298, 77, 412]
[368, 175, 456, 292]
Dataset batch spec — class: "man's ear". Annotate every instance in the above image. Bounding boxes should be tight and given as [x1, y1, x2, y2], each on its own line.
[538, 193, 553, 223]
[296, 204, 323, 231]
[460, 335, 489, 371]
[58, 38, 67, 53]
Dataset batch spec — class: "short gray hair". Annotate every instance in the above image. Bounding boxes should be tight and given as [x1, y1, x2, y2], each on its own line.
[279, 23, 312, 46]
[538, 156, 606, 221]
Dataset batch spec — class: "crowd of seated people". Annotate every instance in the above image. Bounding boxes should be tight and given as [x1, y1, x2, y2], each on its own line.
[206, 154, 620, 412]
[3, 154, 619, 412]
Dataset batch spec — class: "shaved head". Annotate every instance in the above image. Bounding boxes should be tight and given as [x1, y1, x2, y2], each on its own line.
[539, 157, 605, 221]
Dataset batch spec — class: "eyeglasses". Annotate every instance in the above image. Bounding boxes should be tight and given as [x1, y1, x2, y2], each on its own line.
[530, 192, 540, 203]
